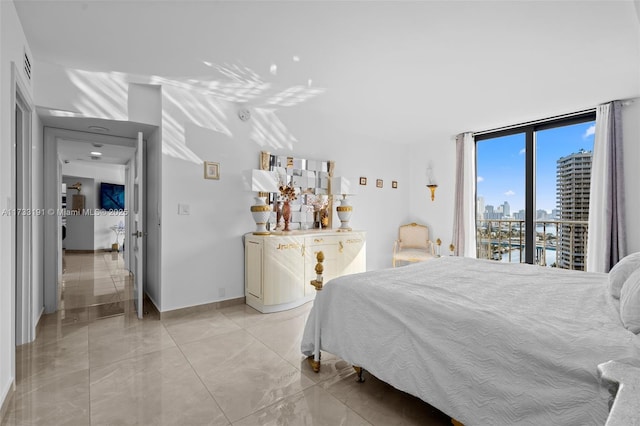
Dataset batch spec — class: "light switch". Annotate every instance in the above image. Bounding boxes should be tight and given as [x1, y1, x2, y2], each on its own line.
[178, 204, 190, 215]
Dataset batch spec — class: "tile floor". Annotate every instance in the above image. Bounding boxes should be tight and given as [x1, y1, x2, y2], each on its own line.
[2, 252, 451, 425]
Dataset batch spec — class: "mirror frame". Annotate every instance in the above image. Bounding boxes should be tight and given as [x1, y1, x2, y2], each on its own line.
[260, 151, 335, 230]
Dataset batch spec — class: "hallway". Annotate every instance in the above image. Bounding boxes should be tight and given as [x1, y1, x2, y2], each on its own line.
[58, 251, 132, 321]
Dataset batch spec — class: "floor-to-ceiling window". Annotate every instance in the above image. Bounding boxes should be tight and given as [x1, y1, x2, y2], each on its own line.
[475, 112, 595, 270]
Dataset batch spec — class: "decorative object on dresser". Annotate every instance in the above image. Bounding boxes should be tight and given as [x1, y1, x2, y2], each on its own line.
[248, 169, 278, 235]
[244, 230, 366, 313]
[259, 151, 335, 230]
[331, 176, 358, 232]
[275, 167, 298, 232]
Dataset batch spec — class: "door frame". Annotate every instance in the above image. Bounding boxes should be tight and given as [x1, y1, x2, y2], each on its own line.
[43, 126, 151, 313]
[11, 63, 34, 345]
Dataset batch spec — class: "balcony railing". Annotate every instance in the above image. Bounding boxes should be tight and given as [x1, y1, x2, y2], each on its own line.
[476, 219, 589, 270]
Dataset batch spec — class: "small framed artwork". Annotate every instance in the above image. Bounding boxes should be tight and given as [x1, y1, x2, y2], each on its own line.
[392, 181, 398, 189]
[204, 161, 220, 180]
[376, 179, 383, 188]
[359, 177, 367, 186]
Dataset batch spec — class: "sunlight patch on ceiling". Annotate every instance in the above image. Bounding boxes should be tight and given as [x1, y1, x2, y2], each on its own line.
[201, 62, 326, 107]
[59, 62, 326, 163]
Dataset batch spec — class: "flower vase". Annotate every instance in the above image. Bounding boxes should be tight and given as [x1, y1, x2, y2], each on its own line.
[282, 201, 291, 231]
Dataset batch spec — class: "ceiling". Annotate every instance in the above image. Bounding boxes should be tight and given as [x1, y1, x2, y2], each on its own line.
[38, 108, 158, 165]
[14, 1, 640, 145]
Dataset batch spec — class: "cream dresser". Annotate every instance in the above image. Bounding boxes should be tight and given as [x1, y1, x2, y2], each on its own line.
[244, 230, 366, 313]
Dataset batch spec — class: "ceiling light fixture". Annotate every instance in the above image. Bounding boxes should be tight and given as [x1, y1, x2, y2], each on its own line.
[92, 143, 103, 148]
[90, 151, 102, 156]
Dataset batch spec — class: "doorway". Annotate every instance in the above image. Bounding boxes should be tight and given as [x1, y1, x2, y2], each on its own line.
[42, 121, 159, 318]
[13, 66, 34, 346]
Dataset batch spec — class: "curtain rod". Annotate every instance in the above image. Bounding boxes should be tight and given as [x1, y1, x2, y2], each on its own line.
[473, 108, 596, 137]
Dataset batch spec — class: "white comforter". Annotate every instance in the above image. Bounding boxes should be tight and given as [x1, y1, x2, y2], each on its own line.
[301, 256, 640, 425]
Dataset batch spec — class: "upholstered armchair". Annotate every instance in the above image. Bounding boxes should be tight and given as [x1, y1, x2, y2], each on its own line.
[392, 222, 436, 267]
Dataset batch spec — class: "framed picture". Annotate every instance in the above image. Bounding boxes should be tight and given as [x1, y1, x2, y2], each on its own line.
[204, 161, 220, 180]
[392, 181, 398, 189]
[359, 177, 367, 185]
[376, 179, 383, 188]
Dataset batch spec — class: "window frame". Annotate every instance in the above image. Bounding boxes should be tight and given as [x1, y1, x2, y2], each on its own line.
[474, 111, 596, 264]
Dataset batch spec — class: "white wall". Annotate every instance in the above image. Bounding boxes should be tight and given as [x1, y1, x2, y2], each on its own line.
[407, 137, 457, 251]
[157, 84, 412, 312]
[62, 175, 95, 250]
[408, 99, 640, 259]
[0, 0, 34, 411]
[32, 113, 44, 328]
[62, 162, 127, 250]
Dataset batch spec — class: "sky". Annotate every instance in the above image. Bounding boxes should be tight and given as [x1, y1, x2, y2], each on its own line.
[476, 120, 595, 213]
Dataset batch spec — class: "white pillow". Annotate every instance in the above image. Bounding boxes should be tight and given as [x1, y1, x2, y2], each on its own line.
[620, 268, 640, 334]
[608, 252, 640, 299]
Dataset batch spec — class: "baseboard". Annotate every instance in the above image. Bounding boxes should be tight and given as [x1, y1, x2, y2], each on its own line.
[0, 380, 15, 424]
[64, 249, 117, 254]
[158, 297, 245, 320]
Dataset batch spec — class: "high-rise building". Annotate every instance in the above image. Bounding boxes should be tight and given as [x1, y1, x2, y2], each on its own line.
[502, 201, 510, 217]
[556, 149, 592, 270]
[477, 196, 485, 220]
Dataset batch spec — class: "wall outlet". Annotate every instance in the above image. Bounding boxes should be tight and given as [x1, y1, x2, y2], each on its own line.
[178, 203, 190, 215]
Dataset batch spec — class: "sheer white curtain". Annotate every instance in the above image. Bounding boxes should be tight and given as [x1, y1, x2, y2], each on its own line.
[452, 132, 477, 257]
[586, 101, 626, 272]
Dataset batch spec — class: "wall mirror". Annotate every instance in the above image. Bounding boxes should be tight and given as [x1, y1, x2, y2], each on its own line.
[260, 151, 334, 230]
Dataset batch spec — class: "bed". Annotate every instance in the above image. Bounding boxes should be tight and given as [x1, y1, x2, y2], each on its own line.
[300, 255, 640, 425]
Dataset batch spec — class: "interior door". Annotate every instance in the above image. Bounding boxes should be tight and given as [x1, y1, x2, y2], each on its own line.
[131, 132, 145, 318]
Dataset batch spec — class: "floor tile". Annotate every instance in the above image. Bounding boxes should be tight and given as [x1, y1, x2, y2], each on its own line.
[90, 347, 229, 426]
[180, 330, 315, 422]
[15, 324, 88, 383]
[88, 315, 176, 368]
[321, 370, 451, 426]
[233, 385, 371, 426]
[4, 369, 90, 426]
[163, 311, 242, 345]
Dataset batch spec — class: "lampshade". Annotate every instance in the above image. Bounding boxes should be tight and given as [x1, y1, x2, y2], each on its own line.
[331, 177, 358, 196]
[250, 169, 279, 193]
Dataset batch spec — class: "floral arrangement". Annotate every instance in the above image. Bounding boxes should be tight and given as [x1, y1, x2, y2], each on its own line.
[279, 183, 297, 202]
[307, 194, 328, 212]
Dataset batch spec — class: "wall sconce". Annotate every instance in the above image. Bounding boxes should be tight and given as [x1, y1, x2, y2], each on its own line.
[426, 184, 438, 201]
[426, 165, 437, 201]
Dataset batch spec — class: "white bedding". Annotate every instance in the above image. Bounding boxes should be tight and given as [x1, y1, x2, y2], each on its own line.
[301, 256, 640, 425]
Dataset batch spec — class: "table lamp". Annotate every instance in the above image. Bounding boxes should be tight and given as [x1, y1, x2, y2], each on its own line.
[249, 169, 278, 235]
[331, 176, 357, 231]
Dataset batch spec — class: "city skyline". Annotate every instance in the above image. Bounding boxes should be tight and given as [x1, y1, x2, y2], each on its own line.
[476, 120, 596, 214]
